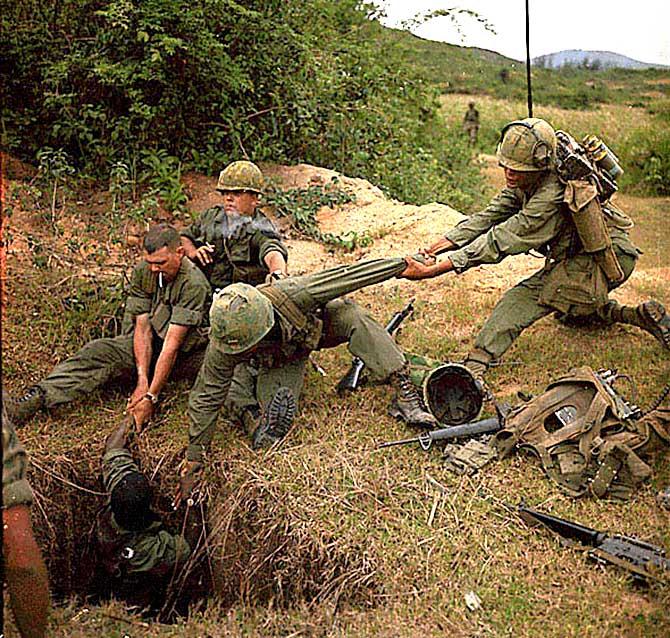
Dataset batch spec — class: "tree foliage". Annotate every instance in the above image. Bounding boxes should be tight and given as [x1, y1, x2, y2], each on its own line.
[1, 0, 480, 206]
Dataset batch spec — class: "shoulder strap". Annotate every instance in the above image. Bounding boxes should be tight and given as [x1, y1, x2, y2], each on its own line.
[257, 284, 308, 331]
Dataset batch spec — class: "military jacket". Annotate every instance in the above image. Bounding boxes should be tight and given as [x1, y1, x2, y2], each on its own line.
[96, 448, 190, 578]
[187, 258, 408, 459]
[181, 208, 288, 290]
[445, 171, 639, 312]
[125, 257, 211, 352]
[2, 411, 33, 509]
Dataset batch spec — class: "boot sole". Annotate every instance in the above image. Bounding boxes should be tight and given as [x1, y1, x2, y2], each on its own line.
[252, 388, 296, 449]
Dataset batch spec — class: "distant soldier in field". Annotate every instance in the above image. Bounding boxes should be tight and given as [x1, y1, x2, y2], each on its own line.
[180, 160, 288, 291]
[400, 117, 670, 381]
[463, 101, 480, 145]
[6, 224, 211, 431]
[92, 420, 204, 612]
[2, 401, 50, 638]
[175, 258, 438, 503]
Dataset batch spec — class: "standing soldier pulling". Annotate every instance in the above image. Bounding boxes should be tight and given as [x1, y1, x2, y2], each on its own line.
[7, 224, 211, 431]
[401, 117, 669, 381]
[180, 160, 288, 290]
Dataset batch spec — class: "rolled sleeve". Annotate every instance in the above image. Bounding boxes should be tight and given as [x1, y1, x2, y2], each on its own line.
[126, 262, 154, 317]
[170, 305, 204, 327]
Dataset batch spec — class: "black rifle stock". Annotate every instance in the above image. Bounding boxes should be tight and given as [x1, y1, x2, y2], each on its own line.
[378, 416, 502, 451]
[519, 505, 670, 582]
[337, 298, 415, 395]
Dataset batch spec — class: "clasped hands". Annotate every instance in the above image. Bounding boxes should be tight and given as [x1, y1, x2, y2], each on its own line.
[126, 382, 155, 432]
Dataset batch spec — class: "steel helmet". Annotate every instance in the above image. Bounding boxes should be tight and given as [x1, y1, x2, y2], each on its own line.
[496, 118, 557, 171]
[209, 283, 275, 354]
[423, 363, 483, 425]
[216, 160, 264, 194]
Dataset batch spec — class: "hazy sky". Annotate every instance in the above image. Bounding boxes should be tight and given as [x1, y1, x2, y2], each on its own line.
[378, 1, 670, 66]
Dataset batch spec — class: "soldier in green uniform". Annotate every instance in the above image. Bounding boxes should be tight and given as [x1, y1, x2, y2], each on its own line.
[463, 101, 480, 145]
[175, 257, 437, 502]
[2, 400, 50, 637]
[7, 225, 211, 430]
[180, 160, 290, 431]
[91, 420, 203, 612]
[401, 118, 670, 379]
[180, 160, 288, 290]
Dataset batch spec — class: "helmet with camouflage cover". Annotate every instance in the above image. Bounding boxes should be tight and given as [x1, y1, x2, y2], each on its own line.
[216, 160, 264, 194]
[210, 283, 275, 354]
[496, 118, 557, 171]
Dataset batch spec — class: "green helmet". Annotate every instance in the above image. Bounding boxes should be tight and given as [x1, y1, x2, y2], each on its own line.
[216, 160, 264, 194]
[496, 118, 557, 171]
[209, 283, 275, 354]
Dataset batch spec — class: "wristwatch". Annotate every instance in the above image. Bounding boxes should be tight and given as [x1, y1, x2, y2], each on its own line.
[144, 392, 159, 405]
[270, 270, 286, 281]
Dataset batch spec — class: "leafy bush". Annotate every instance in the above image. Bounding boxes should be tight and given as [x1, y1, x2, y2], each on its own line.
[624, 124, 670, 195]
[1, 0, 480, 207]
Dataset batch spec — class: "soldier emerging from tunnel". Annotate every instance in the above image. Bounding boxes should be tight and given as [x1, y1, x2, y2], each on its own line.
[90, 420, 206, 614]
[400, 117, 670, 381]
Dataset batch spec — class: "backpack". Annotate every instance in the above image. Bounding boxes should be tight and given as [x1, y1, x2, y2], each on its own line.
[491, 367, 670, 500]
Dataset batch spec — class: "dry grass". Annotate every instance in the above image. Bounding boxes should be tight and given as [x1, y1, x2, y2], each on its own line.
[3, 135, 670, 636]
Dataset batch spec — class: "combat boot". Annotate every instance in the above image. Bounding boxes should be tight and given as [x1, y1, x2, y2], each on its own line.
[252, 387, 296, 450]
[5, 385, 46, 426]
[602, 299, 670, 351]
[463, 349, 495, 403]
[638, 301, 670, 351]
[388, 369, 437, 429]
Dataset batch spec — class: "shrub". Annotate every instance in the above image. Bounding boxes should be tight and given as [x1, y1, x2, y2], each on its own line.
[1, 0, 480, 206]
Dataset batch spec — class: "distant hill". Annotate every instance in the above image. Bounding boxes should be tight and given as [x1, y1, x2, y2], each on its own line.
[533, 50, 667, 70]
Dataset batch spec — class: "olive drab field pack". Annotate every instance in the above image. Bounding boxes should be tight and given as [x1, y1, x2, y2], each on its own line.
[491, 367, 670, 500]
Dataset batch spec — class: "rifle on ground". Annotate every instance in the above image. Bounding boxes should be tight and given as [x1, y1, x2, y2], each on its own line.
[518, 504, 670, 582]
[378, 416, 502, 450]
[337, 298, 415, 395]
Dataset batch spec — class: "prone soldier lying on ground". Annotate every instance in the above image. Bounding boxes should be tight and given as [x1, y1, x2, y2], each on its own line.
[90, 420, 205, 614]
[401, 117, 670, 382]
[175, 257, 439, 504]
[7, 224, 211, 431]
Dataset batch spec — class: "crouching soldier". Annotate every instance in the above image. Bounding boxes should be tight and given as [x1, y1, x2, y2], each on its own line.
[176, 257, 437, 504]
[92, 421, 205, 613]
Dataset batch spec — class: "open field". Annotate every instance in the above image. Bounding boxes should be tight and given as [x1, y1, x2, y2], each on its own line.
[2, 97, 670, 636]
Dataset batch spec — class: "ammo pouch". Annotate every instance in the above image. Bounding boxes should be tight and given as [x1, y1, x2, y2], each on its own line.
[492, 367, 669, 500]
[563, 180, 624, 284]
[258, 284, 323, 351]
